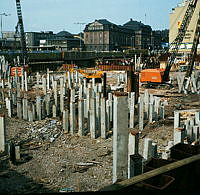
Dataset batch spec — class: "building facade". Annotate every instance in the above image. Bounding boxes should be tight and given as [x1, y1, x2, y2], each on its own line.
[84, 19, 134, 51]
[40, 31, 82, 51]
[169, 0, 200, 53]
[123, 19, 152, 50]
[25, 31, 55, 47]
[84, 18, 160, 52]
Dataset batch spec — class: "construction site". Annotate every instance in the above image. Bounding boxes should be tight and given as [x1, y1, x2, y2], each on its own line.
[0, 0, 200, 193]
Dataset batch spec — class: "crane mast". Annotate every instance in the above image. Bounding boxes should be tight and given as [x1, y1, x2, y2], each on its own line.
[15, 0, 28, 66]
[163, 0, 198, 81]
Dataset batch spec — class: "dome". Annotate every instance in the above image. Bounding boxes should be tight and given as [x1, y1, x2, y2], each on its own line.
[56, 31, 73, 38]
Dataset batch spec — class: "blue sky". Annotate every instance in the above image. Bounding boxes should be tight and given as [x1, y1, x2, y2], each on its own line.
[1, 0, 182, 34]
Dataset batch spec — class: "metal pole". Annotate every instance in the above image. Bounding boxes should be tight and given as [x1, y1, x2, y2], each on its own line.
[0, 15, 2, 39]
[0, 13, 11, 39]
[74, 22, 85, 51]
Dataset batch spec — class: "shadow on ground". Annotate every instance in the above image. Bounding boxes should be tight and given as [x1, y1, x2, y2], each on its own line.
[0, 156, 54, 194]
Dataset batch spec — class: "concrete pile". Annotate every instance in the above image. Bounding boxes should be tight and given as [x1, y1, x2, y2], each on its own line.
[177, 72, 200, 94]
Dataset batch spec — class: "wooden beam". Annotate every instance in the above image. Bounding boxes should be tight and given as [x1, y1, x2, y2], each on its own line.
[99, 153, 200, 191]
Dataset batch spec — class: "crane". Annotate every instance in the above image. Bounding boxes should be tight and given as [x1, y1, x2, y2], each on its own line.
[140, 0, 199, 86]
[11, 0, 30, 76]
[182, 11, 200, 92]
[15, 0, 28, 66]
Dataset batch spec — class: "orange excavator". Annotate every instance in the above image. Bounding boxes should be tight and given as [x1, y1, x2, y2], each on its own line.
[140, 0, 199, 86]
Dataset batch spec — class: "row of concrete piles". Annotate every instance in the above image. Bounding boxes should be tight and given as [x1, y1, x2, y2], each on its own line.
[177, 72, 200, 94]
[0, 56, 172, 180]
[111, 92, 170, 183]
[113, 100, 200, 183]
[174, 109, 200, 145]
[0, 64, 168, 138]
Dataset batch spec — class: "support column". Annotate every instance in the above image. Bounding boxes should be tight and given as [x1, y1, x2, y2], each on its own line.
[113, 93, 128, 183]
[83, 79, 87, 98]
[154, 96, 160, 121]
[195, 112, 200, 124]
[149, 94, 154, 123]
[45, 94, 50, 116]
[193, 126, 199, 142]
[128, 154, 143, 178]
[17, 98, 22, 119]
[22, 94, 28, 120]
[90, 97, 97, 139]
[68, 71, 72, 89]
[139, 95, 144, 131]
[42, 77, 47, 95]
[78, 99, 84, 136]
[129, 92, 135, 128]
[7, 98, 12, 118]
[28, 104, 33, 122]
[174, 127, 185, 145]
[143, 138, 153, 161]
[0, 114, 5, 153]
[70, 102, 76, 135]
[60, 77, 64, 113]
[101, 97, 107, 139]
[108, 93, 113, 122]
[106, 100, 110, 131]
[103, 73, 107, 98]
[173, 111, 184, 145]
[32, 103, 36, 121]
[47, 68, 50, 90]
[24, 71, 28, 92]
[36, 96, 42, 120]
[52, 104, 57, 118]
[144, 89, 149, 119]
[53, 80, 58, 107]
[63, 109, 69, 132]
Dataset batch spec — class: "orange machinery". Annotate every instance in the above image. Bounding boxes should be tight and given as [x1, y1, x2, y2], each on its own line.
[10, 65, 30, 77]
[140, 69, 169, 84]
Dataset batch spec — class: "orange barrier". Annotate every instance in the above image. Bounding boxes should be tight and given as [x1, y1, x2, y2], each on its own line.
[10, 67, 23, 77]
[97, 65, 134, 71]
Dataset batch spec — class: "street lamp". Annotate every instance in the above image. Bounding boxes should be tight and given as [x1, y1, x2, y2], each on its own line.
[0, 13, 11, 39]
[74, 22, 86, 51]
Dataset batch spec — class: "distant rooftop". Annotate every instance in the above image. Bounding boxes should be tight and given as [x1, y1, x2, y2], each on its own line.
[123, 18, 152, 31]
[95, 19, 114, 25]
[56, 31, 73, 38]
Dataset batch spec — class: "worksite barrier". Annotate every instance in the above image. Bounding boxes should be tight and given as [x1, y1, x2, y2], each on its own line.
[97, 65, 134, 71]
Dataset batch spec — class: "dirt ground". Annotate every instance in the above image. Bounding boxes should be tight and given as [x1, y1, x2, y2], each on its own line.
[0, 71, 200, 193]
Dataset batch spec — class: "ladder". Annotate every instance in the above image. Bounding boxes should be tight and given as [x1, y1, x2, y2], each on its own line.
[163, 0, 198, 81]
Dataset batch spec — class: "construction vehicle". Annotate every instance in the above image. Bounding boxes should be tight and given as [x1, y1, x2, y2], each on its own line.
[140, 0, 199, 86]
[10, 0, 30, 76]
[63, 65, 104, 82]
[78, 68, 104, 82]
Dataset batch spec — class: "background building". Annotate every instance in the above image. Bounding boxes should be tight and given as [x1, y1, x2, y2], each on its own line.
[169, 0, 200, 53]
[123, 18, 152, 50]
[84, 19, 134, 51]
[40, 31, 82, 51]
[25, 31, 55, 47]
[0, 31, 20, 50]
[84, 18, 163, 52]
